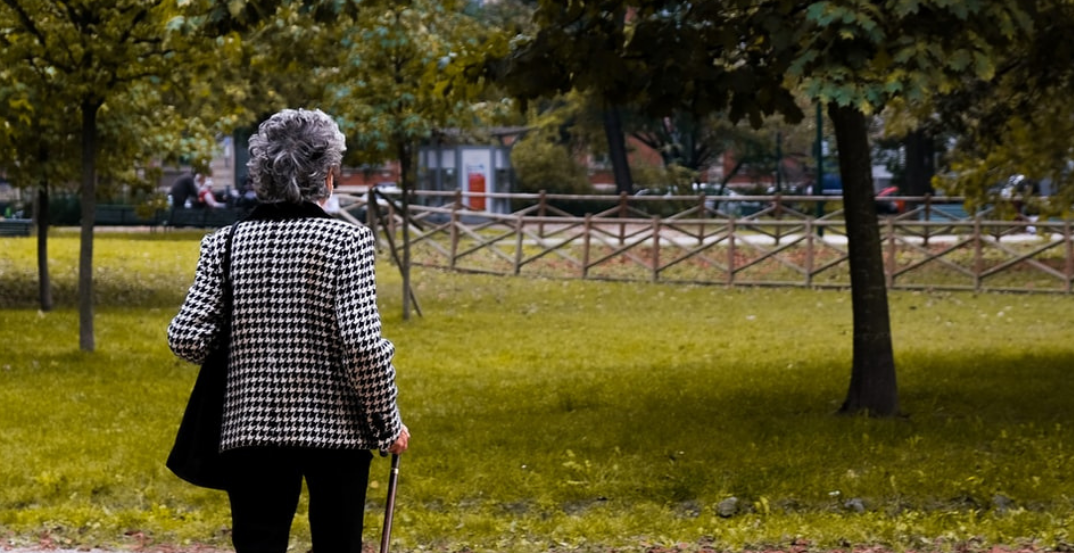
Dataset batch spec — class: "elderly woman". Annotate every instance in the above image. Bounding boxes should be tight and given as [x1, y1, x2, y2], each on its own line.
[168, 108, 409, 553]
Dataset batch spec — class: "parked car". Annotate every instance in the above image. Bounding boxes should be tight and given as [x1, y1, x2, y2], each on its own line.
[634, 183, 769, 218]
[708, 188, 767, 217]
[875, 186, 905, 215]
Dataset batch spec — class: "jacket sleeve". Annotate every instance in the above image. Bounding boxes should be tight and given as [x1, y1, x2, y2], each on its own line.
[168, 230, 227, 365]
[335, 225, 403, 450]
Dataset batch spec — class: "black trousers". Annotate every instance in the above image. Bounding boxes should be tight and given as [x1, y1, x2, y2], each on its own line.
[222, 447, 373, 553]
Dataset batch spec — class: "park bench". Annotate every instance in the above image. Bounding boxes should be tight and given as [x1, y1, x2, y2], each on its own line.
[165, 207, 249, 228]
[0, 218, 33, 237]
[94, 205, 163, 227]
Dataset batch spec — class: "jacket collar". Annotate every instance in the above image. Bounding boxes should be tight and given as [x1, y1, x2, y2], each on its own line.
[247, 201, 332, 222]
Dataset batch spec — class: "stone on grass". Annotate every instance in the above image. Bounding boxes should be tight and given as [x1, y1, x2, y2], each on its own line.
[992, 494, 1013, 513]
[844, 498, 866, 513]
[716, 497, 739, 518]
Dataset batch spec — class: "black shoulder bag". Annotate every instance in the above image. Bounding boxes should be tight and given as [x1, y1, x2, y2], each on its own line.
[166, 223, 239, 490]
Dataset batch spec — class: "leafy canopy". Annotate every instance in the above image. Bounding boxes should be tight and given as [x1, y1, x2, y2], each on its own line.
[327, 0, 509, 167]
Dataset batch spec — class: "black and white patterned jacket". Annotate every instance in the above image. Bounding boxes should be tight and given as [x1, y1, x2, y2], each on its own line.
[168, 202, 402, 452]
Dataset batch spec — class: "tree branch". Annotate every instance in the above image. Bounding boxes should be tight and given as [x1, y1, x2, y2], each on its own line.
[1, 0, 48, 47]
[55, 0, 82, 33]
[111, 54, 178, 84]
[2, 0, 79, 72]
[116, 5, 149, 45]
[630, 130, 661, 151]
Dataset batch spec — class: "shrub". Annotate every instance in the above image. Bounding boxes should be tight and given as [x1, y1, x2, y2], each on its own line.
[511, 134, 592, 196]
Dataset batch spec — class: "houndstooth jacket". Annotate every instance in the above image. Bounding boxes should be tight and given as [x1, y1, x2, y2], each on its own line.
[168, 202, 402, 453]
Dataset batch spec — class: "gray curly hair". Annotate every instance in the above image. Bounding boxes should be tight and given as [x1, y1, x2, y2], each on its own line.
[247, 108, 346, 204]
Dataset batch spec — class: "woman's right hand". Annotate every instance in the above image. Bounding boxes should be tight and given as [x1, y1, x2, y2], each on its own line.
[388, 424, 410, 455]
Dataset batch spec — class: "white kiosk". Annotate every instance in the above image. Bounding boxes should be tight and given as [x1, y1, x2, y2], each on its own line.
[419, 144, 513, 214]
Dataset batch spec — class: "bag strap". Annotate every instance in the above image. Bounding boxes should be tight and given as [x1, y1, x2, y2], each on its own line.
[220, 222, 240, 317]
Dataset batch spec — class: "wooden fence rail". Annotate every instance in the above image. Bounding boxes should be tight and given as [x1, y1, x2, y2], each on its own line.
[335, 190, 1074, 294]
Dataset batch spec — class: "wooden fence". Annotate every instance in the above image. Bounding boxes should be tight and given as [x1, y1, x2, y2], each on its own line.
[335, 190, 1074, 295]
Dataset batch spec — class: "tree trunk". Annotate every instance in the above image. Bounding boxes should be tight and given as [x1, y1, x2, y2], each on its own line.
[79, 99, 100, 352]
[398, 141, 413, 321]
[903, 129, 935, 197]
[828, 103, 899, 417]
[603, 105, 634, 193]
[36, 183, 53, 312]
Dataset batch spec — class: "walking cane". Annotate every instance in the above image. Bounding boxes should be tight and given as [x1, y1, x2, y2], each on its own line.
[379, 453, 401, 553]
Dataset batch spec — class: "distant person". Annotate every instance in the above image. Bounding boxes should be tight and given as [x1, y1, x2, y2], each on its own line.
[197, 177, 223, 208]
[169, 173, 202, 209]
[168, 108, 409, 553]
[234, 175, 259, 208]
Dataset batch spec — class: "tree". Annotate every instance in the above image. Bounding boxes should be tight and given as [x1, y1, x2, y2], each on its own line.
[902, 129, 937, 196]
[628, 111, 724, 173]
[627, 107, 819, 194]
[787, 0, 1036, 414]
[490, 0, 1035, 416]
[327, 0, 507, 320]
[0, 0, 368, 345]
[488, 2, 808, 192]
[196, 1, 358, 128]
[0, 0, 240, 350]
[0, 57, 81, 312]
[928, 1, 1074, 213]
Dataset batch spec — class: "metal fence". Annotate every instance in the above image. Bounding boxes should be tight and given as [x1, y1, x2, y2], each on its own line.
[335, 190, 1074, 295]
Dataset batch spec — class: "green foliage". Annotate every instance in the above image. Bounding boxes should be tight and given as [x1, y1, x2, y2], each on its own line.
[510, 134, 591, 195]
[2, 233, 1074, 551]
[0, 28, 81, 192]
[630, 163, 698, 191]
[934, 106, 1074, 216]
[921, 2, 1074, 211]
[787, 0, 1033, 112]
[0, 0, 366, 195]
[491, 1, 804, 127]
[329, 0, 508, 175]
[196, 2, 361, 131]
[492, 1, 1039, 139]
[0, 0, 226, 175]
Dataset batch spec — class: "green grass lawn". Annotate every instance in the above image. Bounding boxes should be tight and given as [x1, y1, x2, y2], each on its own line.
[1, 231, 1073, 552]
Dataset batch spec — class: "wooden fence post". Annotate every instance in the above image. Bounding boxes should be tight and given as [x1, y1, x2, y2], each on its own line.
[618, 191, 629, 246]
[1066, 221, 1073, 294]
[698, 194, 707, 245]
[805, 218, 815, 287]
[652, 217, 661, 283]
[773, 193, 783, 246]
[582, 214, 592, 279]
[974, 215, 983, 292]
[538, 190, 547, 239]
[923, 193, 932, 248]
[387, 200, 396, 243]
[514, 215, 525, 276]
[449, 190, 462, 270]
[727, 217, 736, 287]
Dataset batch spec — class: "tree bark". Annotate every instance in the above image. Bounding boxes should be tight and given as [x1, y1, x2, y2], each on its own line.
[903, 129, 935, 197]
[79, 98, 101, 352]
[398, 141, 413, 321]
[603, 105, 634, 193]
[828, 103, 899, 417]
[36, 183, 52, 312]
